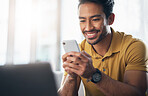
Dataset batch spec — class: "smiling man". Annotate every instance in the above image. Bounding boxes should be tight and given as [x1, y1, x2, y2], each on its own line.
[58, 0, 147, 96]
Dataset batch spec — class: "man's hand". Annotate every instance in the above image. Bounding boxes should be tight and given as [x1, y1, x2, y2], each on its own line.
[62, 51, 96, 79]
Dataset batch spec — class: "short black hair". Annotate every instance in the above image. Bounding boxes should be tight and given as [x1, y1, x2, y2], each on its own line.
[78, 0, 114, 19]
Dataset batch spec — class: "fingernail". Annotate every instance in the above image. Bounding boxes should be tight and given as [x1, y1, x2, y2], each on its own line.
[70, 61, 73, 63]
[78, 57, 81, 60]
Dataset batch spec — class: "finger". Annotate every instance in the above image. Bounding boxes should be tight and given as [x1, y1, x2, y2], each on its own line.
[63, 60, 74, 68]
[62, 53, 68, 62]
[62, 52, 73, 62]
[67, 56, 81, 64]
[67, 52, 87, 62]
[64, 62, 87, 77]
[65, 67, 73, 74]
[63, 60, 82, 71]
[80, 51, 92, 63]
[64, 65, 78, 75]
[81, 51, 91, 58]
[68, 63, 80, 70]
[65, 57, 74, 63]
[63, 63, 73, 74]
[68, 67, 83, 76]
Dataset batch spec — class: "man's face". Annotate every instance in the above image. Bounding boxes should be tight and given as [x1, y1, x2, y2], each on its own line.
[79, 2, 108, 45]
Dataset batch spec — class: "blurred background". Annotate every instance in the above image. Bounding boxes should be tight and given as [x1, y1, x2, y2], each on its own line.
[0, 0, 148, 71]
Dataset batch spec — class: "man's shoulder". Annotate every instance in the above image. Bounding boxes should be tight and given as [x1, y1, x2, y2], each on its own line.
[114, 31, 145, 49]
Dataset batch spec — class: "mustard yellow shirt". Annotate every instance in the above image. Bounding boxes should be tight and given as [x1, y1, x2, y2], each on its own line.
[79, 29, 147, 96]
[64, 28, 147, 96]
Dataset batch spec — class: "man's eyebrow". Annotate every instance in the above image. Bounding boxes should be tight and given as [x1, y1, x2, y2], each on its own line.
[90, 14, 101, 18]
[79, 14, 101, 19]
[79, 17, 85, 19]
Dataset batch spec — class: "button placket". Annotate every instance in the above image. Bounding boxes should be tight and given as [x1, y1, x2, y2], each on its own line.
[93, 57, 101, 68]
[102, 58, 106, 72]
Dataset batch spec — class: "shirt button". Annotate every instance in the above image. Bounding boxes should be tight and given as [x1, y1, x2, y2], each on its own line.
[103, 69, 106, 71]
[102, 59, 104, 61]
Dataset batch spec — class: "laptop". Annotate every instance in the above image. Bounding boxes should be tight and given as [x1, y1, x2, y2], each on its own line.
[0, 62, 58, 96]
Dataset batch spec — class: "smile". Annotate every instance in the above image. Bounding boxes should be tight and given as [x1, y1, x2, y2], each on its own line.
[85, 31, 99, 39]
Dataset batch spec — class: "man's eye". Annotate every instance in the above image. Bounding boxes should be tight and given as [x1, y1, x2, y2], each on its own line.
[80, 20, 85, 22]
[92, 19, 100, 21]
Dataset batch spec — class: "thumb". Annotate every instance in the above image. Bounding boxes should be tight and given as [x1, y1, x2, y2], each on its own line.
[81, 51, 91, 58]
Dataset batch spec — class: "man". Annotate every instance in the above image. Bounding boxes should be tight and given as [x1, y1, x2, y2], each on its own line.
[58, 0, 147, 96]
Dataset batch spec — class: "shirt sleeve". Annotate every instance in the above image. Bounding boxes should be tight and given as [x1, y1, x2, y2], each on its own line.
[125, 40, 147, 72]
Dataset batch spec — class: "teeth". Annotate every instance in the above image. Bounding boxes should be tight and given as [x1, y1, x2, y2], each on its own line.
[87, 33, 96, 36]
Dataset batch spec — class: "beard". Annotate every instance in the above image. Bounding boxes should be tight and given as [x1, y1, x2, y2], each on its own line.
[86, 31, 107, 45]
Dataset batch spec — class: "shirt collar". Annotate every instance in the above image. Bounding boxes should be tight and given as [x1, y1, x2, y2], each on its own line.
[86, 28, 121, 58]
[104, 28, 121, 57]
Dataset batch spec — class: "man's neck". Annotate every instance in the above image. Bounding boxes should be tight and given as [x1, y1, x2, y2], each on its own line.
[92, 31, 112, 57]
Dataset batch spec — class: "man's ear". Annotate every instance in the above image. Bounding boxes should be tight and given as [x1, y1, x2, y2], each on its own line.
[108, 13, 115, 25]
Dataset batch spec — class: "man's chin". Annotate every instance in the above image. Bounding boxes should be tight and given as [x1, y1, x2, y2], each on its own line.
[86, 39, 101, 45]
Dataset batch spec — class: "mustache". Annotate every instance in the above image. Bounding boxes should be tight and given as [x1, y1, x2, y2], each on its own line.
[83, 29, 100, 33]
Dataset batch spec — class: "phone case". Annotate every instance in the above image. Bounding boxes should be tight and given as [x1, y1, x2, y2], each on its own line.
[62, 40, 80, 53]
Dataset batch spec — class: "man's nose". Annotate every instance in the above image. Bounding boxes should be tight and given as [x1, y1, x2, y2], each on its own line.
[85, 21, 94, 31]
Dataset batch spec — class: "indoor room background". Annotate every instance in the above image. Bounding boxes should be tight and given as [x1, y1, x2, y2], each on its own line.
[0, 0, 148, 72]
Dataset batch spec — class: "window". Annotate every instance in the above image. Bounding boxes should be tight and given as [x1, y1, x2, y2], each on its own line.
[113, 0, 148, 45]
[14, 0, 32, 64]
[0, 0, 60, 70]
[0, 0, 9, 65]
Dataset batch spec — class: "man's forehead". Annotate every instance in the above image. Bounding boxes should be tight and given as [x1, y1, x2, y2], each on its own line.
[78, 2, 104, 17]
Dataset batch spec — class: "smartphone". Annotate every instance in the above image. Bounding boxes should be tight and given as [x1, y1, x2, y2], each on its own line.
[62, 40, 80, 53]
